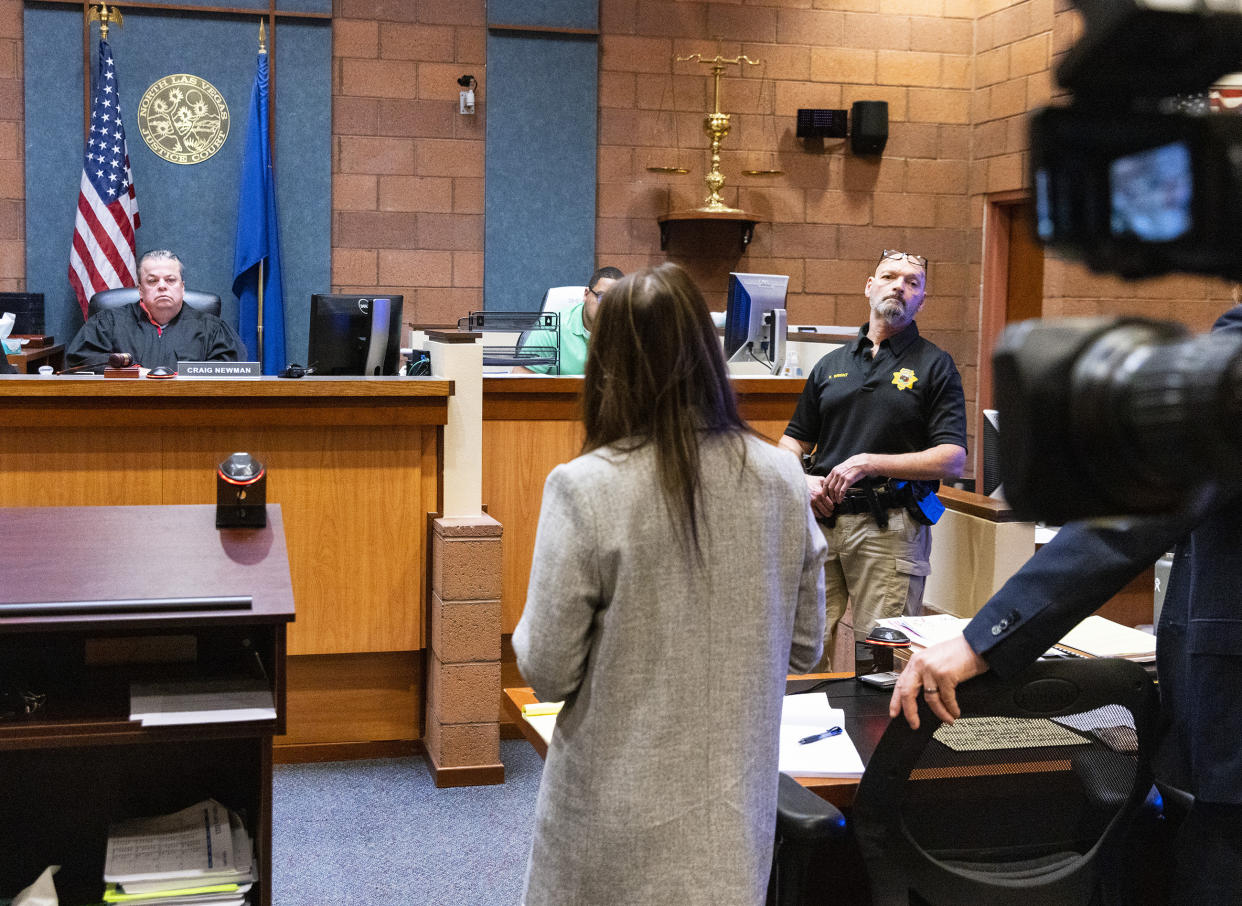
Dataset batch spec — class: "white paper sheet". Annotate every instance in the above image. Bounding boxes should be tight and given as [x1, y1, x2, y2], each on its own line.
[778, 693, 865, 778]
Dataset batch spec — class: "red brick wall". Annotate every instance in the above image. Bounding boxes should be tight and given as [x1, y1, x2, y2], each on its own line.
[598, 0, 979, 457]
[331, 0, 486, 325]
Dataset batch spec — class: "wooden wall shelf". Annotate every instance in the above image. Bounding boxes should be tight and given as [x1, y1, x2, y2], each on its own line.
[657, 209, 760, 251]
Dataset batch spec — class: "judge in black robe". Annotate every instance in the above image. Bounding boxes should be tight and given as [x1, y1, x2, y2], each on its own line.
[65, 250, 246, 371]
[66, 301, 246, 371]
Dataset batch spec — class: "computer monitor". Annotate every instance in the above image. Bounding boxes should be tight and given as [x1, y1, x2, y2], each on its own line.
[307, 294, 404, 376]
[723, 273, 789, 375]
[0, 292, 44, 335]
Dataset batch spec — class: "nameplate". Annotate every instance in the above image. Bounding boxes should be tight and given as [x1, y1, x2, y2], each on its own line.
[178, 361, 261, 377]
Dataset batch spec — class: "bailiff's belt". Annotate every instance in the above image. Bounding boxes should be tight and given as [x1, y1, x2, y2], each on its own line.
[820, 480, 901, 529]
[833, 483, 901, 515]
[818, 478, 944, 530]
[833, 493, 900, 515]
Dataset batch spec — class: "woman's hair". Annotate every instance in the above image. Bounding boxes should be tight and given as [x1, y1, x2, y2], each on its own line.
[582, 262, 752, 555]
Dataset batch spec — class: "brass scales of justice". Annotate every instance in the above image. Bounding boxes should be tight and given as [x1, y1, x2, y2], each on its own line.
[653, 52, 776, 250]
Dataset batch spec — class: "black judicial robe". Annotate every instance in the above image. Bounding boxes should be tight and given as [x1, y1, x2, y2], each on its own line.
[66, 302, 246, 371]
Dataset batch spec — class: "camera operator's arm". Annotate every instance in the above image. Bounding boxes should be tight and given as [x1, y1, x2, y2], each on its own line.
[823, 443, 965, 502]
[891, 505, 1203, 728]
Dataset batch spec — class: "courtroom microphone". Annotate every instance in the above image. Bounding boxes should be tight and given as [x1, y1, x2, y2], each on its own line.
[57, 352, 134, 375]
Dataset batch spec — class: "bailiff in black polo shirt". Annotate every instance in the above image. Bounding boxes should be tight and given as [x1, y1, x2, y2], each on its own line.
[780, 251, 967, 671]
[786, 320, 966, 480]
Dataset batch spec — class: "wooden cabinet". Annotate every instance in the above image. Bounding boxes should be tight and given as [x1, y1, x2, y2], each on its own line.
[0, 505, 295, 906]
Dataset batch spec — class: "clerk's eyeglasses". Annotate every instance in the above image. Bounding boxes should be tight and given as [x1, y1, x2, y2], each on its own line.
[879, 250, 929, 269]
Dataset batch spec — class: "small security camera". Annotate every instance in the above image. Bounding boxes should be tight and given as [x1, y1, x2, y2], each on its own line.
[457, 74, 476, 88]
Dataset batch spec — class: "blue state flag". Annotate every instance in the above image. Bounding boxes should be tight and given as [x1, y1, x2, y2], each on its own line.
[232, 50, 285, 373]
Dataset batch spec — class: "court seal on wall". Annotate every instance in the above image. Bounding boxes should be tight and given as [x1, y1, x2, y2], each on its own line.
[137, 73, 230, 165]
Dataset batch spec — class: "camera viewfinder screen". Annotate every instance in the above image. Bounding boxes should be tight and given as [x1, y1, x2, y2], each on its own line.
[1109, 142, 1193, 242]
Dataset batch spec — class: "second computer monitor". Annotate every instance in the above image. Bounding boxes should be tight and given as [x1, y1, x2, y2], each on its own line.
[307, 294, 404, 376]
[724, 272, 789, 374]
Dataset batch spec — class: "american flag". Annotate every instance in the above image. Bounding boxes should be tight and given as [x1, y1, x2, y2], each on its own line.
[68, 39, 140, 318]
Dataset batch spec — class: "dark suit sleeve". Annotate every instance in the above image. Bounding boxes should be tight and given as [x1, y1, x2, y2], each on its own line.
[65, 311, 121, 368]
[0, 351, 15, 374]
[964, 505, 1205, 678]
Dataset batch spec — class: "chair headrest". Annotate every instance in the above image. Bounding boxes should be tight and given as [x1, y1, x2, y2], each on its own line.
[541, 286, 587, 315]
[88, 288, 222, 318]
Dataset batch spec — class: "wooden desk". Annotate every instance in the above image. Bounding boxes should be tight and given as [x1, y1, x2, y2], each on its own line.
[0, 504, 295, 906]
[5, 342, 65, 373]
[0, 376, 450, 758]
[503, 673, 895, 809]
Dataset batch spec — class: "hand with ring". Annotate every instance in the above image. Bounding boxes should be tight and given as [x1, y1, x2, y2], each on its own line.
[889, 633, 988, 729]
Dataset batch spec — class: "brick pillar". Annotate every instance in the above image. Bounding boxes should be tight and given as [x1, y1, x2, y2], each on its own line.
[425, 514, 505, 787]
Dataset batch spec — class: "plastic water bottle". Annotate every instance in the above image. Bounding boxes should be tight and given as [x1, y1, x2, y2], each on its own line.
[783, 348, 802, 378]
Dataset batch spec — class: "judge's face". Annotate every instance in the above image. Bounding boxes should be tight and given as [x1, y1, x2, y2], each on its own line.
[138, 259, 185, 326]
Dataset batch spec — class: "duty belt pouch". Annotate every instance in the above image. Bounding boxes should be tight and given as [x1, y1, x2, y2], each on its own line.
[894, 480, 944, 526]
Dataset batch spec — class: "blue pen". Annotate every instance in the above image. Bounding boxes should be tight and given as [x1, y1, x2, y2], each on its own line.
[798, 726, 843, 745]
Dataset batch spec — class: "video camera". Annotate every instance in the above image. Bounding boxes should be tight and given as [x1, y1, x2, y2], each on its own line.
[1000, 1, 1242, 522]
[1031, 0, 1242, 281]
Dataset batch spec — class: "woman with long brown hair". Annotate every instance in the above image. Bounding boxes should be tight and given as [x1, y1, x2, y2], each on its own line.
[514, 262, 826, 905]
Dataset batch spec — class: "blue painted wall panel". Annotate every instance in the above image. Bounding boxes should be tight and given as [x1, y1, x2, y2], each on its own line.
[24, 6, 328, 361]
[488, 0, 598, 30]
[274, 19, 331, 363]
[485, 32, 597, 311]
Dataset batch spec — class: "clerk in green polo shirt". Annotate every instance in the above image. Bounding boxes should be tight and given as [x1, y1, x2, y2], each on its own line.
[513, 266, 623, 375]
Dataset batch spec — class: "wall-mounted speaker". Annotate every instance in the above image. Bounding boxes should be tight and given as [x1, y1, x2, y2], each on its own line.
[850, 101, 889, 155]
[796, 108, 848, 139]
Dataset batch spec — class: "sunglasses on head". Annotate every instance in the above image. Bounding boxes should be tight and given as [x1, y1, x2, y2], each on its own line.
[880, 250, 928, 268]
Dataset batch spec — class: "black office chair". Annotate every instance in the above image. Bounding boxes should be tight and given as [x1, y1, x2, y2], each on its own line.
[87, 287, 222, 318]
[767, 772, 850, 906]
[852, 658, 1159, 906]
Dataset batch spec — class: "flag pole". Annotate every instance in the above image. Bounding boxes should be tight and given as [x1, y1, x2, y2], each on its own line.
[256, 20, 266, 371]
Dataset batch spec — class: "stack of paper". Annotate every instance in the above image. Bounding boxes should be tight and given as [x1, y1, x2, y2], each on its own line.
[778, 693, 864, 778]
[520, 700, 563, 746]
[129, 679, 276, 727]
[103, 799, 255, 904]
[1055, 615, 1157, 661]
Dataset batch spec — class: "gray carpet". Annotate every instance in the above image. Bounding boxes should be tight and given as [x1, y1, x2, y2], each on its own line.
[272, 740, 543, 905]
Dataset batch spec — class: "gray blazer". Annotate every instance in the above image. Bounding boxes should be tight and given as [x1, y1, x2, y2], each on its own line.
[514, 433, 827, 906]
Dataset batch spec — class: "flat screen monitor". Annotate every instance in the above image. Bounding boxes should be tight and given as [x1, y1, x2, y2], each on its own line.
[724, 272, 789, 373]
[307, 294, 404, 376]
[0, 292, 44, 335]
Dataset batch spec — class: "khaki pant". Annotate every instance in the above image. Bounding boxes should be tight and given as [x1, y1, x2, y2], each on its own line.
[815, 509, 931, 672]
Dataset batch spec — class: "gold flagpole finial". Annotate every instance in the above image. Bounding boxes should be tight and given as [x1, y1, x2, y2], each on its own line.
[259, 19, 267, 54]
[88, 4, 124, 41]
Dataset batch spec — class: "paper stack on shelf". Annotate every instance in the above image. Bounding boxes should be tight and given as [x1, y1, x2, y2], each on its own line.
[103, 799, 255, 904]
[129, 679, 276, 727]
[778, 692, 864, 778]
